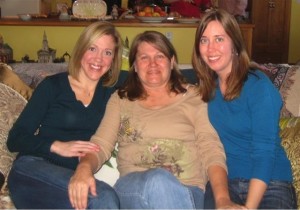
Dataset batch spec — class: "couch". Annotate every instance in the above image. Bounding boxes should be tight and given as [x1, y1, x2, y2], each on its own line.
[0, 62, 300, 209]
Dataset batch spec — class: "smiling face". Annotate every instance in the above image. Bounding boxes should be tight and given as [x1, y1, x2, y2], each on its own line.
[80, 34, 115, 82]
[199, 20, 234, 79]
[134, 42, 174, 89]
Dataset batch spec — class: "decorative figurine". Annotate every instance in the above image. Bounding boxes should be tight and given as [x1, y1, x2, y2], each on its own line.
[59, 3, 70, 20]
[0, 34, 13, 63]
[37, 31, 56, 63]
[21, 55, 35, 63]
[111, 4, 119, 19]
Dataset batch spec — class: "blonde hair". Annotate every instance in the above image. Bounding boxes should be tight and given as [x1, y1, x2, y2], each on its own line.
[68, 21, 123, 87]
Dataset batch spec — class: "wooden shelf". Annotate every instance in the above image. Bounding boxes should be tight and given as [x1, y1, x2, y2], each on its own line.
[0, 17, 193, 27]
[0, 18, 254, 63]
[0, 17, 253, 28]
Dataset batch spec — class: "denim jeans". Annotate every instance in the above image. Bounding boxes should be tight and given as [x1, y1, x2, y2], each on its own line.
[8, 155, 119, 209]
[204, 178, 297, 209]
[114, 168, 204, 209]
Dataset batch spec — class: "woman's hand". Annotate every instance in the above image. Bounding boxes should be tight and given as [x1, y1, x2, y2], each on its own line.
[216, 198, 248, 209]
[50, 140, 100, 157]
[69, 163, 96, 209]
[208, 165, 248, 209]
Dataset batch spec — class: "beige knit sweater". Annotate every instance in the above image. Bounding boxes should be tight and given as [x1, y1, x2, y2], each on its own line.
[91, 86, 227, 190]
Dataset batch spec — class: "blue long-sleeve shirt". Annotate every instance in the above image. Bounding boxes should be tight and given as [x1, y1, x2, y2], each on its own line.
[208, 70, 293, 184]
[7, 72, 115, 170]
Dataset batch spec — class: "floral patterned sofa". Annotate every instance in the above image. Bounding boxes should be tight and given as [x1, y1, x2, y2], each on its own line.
[0, 62, 300, 209]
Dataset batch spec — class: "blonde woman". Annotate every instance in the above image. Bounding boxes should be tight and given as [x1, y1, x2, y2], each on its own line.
[7, 22, 122, 209]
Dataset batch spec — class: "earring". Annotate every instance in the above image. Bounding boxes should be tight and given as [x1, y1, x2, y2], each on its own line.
[133, 64, 137, 72]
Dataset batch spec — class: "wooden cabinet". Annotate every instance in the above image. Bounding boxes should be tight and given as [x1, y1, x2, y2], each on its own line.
[239, 24, 254, 58]
[250, 0, 291, 63]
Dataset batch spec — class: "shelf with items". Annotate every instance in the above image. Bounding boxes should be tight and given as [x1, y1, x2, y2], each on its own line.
[0, 19, 254, 65]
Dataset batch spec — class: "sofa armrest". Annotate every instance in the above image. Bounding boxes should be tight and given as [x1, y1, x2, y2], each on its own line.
[0, 83, 27, 190]
[280, 117, 300, 207]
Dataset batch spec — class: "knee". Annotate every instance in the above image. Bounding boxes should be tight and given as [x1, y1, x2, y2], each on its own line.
[10, 156, 41, 174]
[97, 181, 119, 199]
[144, 168, 178, 189]
[91, 181, 120, 209]
[115, 168, 179, 194]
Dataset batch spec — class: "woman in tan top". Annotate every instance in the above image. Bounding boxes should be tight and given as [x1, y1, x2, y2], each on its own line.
[68, 30, 243, 209]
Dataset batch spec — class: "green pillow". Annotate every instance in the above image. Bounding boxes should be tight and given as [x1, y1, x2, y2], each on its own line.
[280, 117, 300, 207]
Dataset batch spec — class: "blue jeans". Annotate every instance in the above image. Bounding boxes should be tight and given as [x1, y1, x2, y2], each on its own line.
[204, 178, 297, 209]
[8, 155, 119, 209]
[114, 168, 204, 209]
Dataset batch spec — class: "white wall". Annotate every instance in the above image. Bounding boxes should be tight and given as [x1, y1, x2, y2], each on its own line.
[0, 0, 40, 16]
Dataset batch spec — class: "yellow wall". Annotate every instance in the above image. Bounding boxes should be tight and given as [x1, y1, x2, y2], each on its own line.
[289, 0, 300, 63]
[1, 26, 81, 61]
[117, 27, 196, 65]
[1, 0, 299, 65]
[0, 25, 196, 65]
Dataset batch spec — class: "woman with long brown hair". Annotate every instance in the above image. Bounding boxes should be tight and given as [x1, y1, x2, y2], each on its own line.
[192, 9, 297, 209]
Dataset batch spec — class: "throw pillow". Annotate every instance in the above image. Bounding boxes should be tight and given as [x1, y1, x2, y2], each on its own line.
[283, 67, 300, 117]
[0, 82, 27, 190]
[280, 117, 300, 206]
[0, 63, 33, 100]
[256, 63, 300, 117]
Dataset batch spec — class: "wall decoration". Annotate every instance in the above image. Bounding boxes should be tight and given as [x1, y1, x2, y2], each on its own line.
[0, 34, 13, 63]
[37, 31, 56, 63]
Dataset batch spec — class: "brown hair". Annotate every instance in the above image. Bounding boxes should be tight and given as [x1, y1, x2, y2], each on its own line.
[118, 30, 187, 100]
[68, 21, 123, 87]
[192, 9, 250, 102]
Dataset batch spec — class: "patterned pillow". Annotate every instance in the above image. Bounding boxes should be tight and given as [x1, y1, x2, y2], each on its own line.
[283, 67, 300, 117]
[0, 82, 27, 190]
[280, 117, 300, 206]
[9, 63, 67, 89]
[257, 63, 300, 117]
[0, 63, 33, 100]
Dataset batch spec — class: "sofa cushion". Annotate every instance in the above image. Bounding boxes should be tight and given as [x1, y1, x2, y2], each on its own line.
[0, 83, 27, 189]
[94, 151, 119, 186]
[280, 117, 300, 206]
[283, 67, 300, 117]
[0, 63, 33, 100]
[258, 63, 300, 117]
[9, 63, 68, 88]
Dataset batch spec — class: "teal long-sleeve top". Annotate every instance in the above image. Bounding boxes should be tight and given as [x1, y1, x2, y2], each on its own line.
[208, 70, 293, 184]
[7, 72, 116, 170]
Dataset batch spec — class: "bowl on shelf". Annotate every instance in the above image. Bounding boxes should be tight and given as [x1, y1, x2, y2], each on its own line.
[18, 14, 32, 21]
[176, 17, 201, 24]
[136, 16, 167, 23]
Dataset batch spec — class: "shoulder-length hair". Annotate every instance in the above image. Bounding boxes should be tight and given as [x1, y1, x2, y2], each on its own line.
[192, 9, 250, 102]
[68, 21, 123, 87]
[118, 30, 187, 101]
